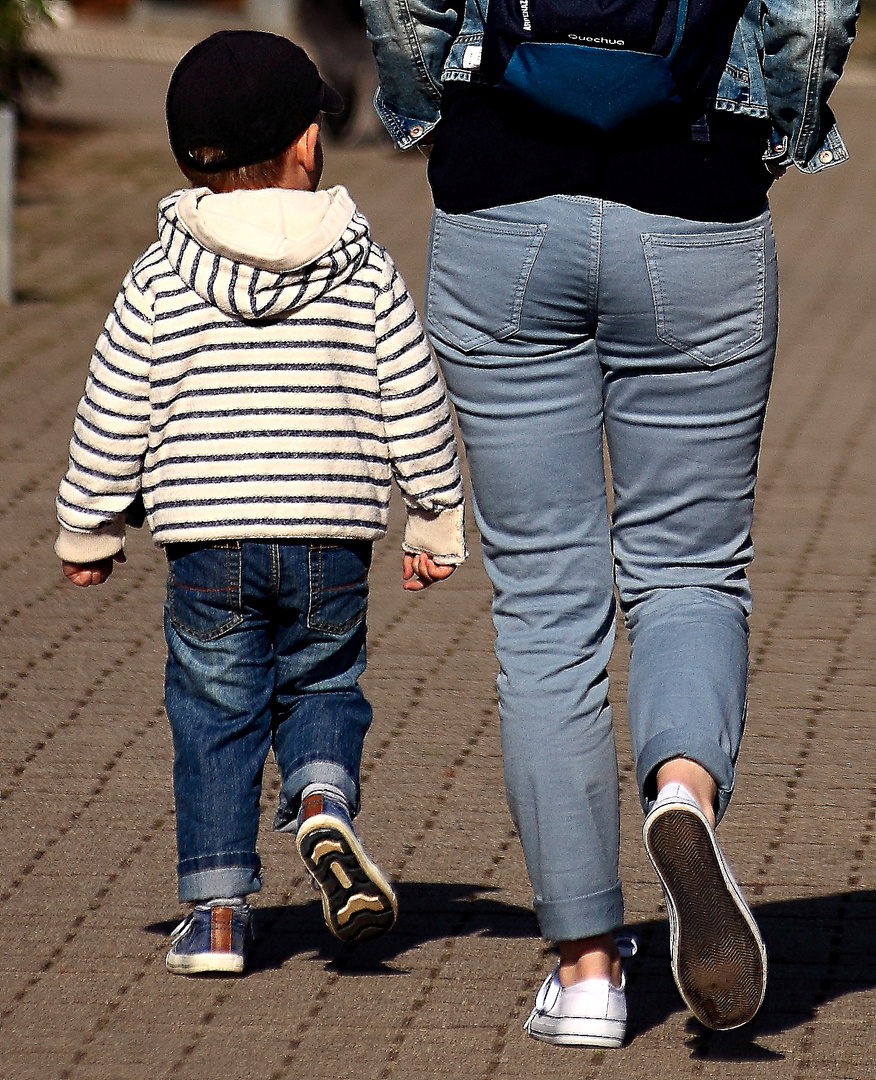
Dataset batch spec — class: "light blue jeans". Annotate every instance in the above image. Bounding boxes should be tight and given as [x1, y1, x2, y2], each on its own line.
[426, 196, 778, 942]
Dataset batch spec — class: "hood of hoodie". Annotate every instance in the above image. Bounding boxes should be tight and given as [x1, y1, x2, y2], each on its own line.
[157, 185, 370, 321]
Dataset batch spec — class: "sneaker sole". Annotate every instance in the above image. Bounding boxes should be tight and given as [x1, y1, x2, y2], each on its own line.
[644, 804, 767, 1029]
[296, 814, 397, 944]
[165, 951, 245, 976]
[525, 1018, 624, 1048]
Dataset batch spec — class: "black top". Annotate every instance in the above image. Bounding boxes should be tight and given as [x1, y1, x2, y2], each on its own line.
[428, 84, 774, 222]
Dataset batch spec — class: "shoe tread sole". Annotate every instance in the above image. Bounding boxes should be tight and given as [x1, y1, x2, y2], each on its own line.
[297, 817, 397, 944]
[645, 806, 766, 1029]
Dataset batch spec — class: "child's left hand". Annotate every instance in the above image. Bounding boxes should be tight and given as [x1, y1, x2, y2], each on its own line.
[403, 552, 456, 591]
[62, 552, 126, 587]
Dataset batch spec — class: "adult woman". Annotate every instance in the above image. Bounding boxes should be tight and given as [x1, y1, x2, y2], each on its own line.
[361, 0, 858, 1045]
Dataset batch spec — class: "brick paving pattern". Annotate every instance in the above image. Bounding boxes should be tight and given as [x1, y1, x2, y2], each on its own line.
[1, 31, 875, 1080]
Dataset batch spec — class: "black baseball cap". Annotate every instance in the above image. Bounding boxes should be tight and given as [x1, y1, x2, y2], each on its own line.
[166, 30, 344, 173]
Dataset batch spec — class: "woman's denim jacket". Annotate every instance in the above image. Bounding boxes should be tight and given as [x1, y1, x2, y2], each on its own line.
[360, 0, 859, 174]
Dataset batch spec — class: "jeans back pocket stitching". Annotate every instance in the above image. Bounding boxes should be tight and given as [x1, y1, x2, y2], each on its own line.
[641, 228, 766, 368]
[168, 546, 245, 642]
[427, 216, 546, 353]
[306, 546, 368, 636]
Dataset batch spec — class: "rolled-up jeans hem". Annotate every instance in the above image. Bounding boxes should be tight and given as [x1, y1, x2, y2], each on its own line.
[534, 883, 624, 943]
[637, 730, 735, 824]
[178, 865, 262, 903]
[273, 760, 359, 833]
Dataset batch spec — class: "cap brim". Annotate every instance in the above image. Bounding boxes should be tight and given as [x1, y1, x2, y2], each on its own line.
[321, 83, 345, 115]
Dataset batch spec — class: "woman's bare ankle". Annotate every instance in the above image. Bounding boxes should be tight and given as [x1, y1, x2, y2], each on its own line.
[558, 932, 622, 988]
[656, 758, 717, 826]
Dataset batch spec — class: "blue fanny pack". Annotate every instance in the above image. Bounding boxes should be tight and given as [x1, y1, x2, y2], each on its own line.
[478, 0, 740, 130]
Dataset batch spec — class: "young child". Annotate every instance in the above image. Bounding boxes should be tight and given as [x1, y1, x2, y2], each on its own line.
[55, 30, 466, 976]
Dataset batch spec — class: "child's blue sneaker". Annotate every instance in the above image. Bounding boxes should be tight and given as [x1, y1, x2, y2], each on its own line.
[295, 789, 397, 944]
[165, 900, 253, 976]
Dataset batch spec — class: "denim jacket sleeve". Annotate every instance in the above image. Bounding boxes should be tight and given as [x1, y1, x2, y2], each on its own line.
[761, 0, 859, 174]
[361, 0, 463, 149]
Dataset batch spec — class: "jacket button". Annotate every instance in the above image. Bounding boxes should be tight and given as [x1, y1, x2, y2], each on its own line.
[818, 149, 834, 164]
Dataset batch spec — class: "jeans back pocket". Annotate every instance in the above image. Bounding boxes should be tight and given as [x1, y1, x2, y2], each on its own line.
[166, 543, 244, 642]
[307, 542, 371, 635]
[642, 226, 766, 368]
[427, 210, 545, 354]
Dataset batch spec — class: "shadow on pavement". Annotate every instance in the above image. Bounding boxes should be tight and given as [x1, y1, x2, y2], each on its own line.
[145, 885, 876, 1056]
[625, 888, 876, 1057]
[145, 881, 540, 973]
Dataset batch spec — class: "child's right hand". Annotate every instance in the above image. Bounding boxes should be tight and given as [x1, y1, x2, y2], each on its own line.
[403, 552, 455, 592]
[62, 551, 126, 588]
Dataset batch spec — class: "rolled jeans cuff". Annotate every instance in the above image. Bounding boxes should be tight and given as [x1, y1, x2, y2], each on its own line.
[534, 882, 624, 943]
[637, 730, 736, 824]
[273, 760, 359, 833]
[178, 859, 262, 903]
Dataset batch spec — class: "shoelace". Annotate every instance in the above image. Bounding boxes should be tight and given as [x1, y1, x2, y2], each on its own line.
[169, 912, 196, 945]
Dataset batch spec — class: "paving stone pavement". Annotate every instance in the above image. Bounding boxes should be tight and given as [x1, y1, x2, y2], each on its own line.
[1, 33, 875, 1080]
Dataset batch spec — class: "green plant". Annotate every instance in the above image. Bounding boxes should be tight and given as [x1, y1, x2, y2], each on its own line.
[0, 0, 58, 110]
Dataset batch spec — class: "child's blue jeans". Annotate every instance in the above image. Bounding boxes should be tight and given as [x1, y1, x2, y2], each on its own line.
[163, 539, 372, 903]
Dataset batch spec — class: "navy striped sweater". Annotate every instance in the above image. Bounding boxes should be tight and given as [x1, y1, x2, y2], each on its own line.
[56, 185, 466, 565]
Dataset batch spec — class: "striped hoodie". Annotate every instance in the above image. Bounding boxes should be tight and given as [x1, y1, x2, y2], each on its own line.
[56, 185, 466, 565]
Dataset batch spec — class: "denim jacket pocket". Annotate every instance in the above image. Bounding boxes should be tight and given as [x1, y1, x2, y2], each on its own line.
[642, 226, 766, 368]
[306, 542, 371, 636]
[167, 543, 244, 642]
[427, 210, 545, 354]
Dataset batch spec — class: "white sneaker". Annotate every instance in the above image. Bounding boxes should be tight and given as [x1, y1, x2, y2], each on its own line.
[524, 967, 626, 1047]
[643, 782, 767, 1030]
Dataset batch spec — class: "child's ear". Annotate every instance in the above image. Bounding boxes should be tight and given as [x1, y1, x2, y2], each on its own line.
[296, 121, 322, 173]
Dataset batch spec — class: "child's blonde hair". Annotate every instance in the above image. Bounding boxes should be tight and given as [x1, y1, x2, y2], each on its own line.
[179, 144, 290, 193]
